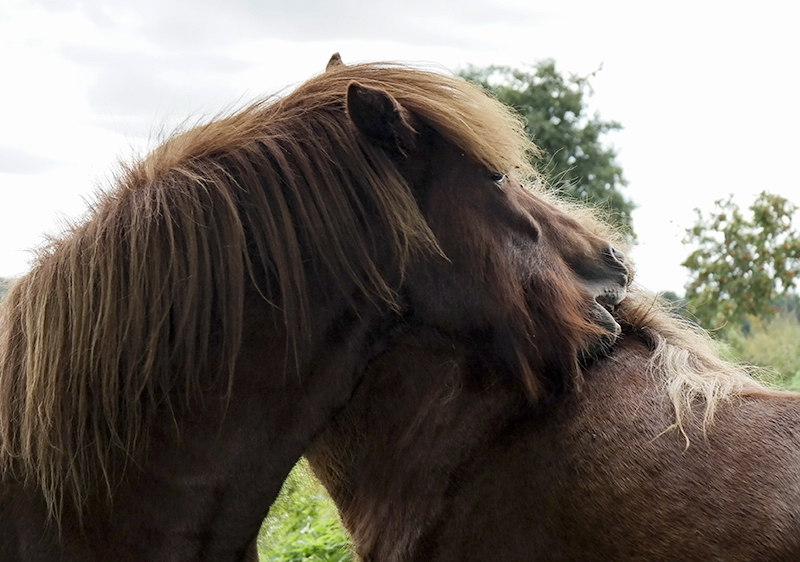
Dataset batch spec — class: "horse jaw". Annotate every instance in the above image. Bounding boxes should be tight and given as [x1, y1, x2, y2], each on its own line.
[590, 283, 627, 336]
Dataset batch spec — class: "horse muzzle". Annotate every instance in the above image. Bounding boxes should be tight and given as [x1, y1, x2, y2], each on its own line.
[585, 244, 630, 338]
[592, 286, 627, 335]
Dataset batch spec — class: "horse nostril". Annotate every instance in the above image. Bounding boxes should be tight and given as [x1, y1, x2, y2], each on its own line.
[604, 245, 629, 282]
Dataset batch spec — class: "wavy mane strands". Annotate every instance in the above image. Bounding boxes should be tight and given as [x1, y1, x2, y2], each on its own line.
[0, 62, 537, 518]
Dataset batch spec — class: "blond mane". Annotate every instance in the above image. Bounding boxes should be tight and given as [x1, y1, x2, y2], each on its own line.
[0, 61, 537, 517]
[615, 286, 776, 436]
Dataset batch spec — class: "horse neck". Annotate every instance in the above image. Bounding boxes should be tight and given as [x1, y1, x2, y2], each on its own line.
[305, 334, 527, 561]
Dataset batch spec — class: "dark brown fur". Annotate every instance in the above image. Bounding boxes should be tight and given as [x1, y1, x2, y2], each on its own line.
[0, 56, 626, 561]
[308, 291, 800, 561]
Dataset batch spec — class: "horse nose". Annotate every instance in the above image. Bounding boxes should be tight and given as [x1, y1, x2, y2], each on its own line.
[604, 245, 629, 285]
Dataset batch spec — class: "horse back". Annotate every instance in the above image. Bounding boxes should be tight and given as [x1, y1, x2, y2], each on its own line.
[428, 336, 800, 561]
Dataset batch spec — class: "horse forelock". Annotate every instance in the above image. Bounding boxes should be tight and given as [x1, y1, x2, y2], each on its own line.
[0, 62, 539, 519]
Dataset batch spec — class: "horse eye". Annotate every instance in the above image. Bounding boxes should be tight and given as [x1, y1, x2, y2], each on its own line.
[490, 172, 506, 185]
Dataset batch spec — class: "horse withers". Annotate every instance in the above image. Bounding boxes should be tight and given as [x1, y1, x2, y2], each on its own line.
[0, 55, 627, 561]
[308, 285, 800, 560]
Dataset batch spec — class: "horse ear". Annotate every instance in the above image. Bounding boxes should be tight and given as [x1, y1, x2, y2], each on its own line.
[346, 82, 417, 157]
[326, 52, 344, 71]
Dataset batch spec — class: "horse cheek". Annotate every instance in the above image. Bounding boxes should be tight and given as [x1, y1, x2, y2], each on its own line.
[405, 259, 490, 331]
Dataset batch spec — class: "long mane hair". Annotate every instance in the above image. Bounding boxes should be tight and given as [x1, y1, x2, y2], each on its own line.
[616, 288, 772, 437]
[0, 61, 536, 516]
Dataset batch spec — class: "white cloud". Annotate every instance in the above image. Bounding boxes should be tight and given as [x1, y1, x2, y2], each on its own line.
[1, 0, 798, 295]
[0, 147, 62, 175]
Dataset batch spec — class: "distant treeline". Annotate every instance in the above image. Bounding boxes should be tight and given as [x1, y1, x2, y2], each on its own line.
[0, 278, 16, 301]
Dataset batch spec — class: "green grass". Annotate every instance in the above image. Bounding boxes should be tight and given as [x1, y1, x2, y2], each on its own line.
[258, 461, 354, 562]
[724, 312, 800, 389]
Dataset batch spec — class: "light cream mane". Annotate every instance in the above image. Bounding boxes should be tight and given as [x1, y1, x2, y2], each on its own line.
[616, 287, 777, 435]
[0, 61, 537, 518]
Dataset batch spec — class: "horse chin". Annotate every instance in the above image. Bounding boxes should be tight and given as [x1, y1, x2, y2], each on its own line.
[594, 301, 622, 335]
[583, 301, 623, 362]
[581, 280, 627, 359]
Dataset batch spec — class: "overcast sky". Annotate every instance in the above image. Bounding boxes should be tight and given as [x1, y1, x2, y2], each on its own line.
[1, 0, 798, 294]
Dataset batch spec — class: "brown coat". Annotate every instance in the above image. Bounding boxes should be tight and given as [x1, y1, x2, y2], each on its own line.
[309, 324, 800, 561]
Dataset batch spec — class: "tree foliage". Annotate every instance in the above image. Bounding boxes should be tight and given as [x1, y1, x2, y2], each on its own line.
[459, 60, 635, 239]
[683, 191, 800, 330]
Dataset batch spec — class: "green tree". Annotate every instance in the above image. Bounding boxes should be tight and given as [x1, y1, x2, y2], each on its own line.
[460, 60, 635, 239]
[683, 191, 800, 330]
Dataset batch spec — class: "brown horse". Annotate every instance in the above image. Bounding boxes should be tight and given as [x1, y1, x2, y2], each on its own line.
[0, 55, 628, 561]
[308, 288, 800, 561]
